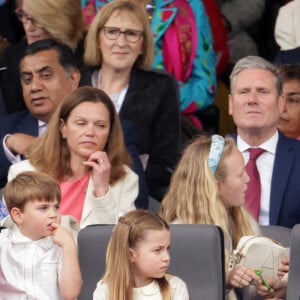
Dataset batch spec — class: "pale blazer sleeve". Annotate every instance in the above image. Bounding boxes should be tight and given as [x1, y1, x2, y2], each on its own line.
[7, 161, 138, 228]
[7, 159, 36, 181]
[80, 165, 138, 228]
[274, 0, 300, 50]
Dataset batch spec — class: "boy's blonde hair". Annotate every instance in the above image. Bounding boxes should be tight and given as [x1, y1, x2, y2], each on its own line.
[102, 209, 172, 300]
[4, 171, 61, 212]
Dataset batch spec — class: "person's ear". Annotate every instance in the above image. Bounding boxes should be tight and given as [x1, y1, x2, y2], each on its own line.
[10, 207, 24, 225]
[69, 69, 81, 90]
[278, 94, 285, 114]
[228, 94, 233, 116]
[129, 248, 136, 263]
[60, 118, 66, 139]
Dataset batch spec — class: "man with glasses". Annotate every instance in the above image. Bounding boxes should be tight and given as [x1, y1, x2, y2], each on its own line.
[0, 0, 85, 115]
[0, 2, 53, 114]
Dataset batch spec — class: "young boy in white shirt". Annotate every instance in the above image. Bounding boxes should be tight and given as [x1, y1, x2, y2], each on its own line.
[0, 171, 82, 300]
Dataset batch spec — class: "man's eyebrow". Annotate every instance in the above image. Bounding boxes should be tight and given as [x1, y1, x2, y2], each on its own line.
[21, 65, 53, 75]
[35, 66, 53, 73]
[287, 92, 300, 96]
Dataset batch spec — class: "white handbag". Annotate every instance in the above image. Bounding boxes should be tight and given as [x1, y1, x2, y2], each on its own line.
[228, 235, 289, 278]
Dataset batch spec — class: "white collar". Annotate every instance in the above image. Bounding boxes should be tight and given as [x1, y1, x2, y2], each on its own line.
[237, 130, 278, 154]
[133, 280, 160, 296]
[8, 226, 53, 250]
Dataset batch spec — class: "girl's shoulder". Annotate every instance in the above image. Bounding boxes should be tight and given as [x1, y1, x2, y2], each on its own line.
[93, 280, 109, 300]
[166, 274, 186, 287]
[166, 274, 189, 299]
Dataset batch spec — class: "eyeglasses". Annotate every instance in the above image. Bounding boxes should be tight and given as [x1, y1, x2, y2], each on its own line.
[15, 11, 42, 28]
[102, 27, 144, 43]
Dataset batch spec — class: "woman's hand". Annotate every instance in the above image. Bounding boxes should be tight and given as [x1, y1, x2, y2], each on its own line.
[83, 151, 111, 197]
[278, 256, 289, 279]
[257, 277, 287, 299]
[226, 265, 262, 289]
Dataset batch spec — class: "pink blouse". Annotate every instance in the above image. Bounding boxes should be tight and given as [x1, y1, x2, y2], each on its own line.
[60, 174, 89, 222]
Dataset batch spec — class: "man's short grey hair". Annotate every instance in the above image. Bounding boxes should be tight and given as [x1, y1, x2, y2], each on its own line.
[229, 56, 283, 96]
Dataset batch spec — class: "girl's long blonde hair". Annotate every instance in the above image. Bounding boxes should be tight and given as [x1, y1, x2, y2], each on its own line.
[160, 135, 259, 258]
[102, 210, 172, 300]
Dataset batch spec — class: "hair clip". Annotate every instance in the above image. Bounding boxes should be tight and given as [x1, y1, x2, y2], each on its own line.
[208, 135, 225, 173]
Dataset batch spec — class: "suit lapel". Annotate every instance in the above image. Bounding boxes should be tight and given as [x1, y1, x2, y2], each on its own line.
[120, 68, 148, 117]
[269, 133, 295, 224]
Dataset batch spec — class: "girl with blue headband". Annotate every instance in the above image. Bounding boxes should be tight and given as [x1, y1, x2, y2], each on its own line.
[160, 135, 262, 299]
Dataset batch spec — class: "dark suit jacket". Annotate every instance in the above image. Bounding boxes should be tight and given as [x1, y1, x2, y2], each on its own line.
[0, 110, 148, 208]
[234, 131, 300, 228]
[0, 110, 37, 188]
[81, 67, 181, 200]
[274, 46, 300, 65]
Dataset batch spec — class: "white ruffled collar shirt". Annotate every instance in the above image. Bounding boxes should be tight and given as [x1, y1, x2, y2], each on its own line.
[0, 227, 63, 300]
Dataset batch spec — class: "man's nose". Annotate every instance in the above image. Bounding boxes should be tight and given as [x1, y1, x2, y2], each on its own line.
[30, 76, 43, 91]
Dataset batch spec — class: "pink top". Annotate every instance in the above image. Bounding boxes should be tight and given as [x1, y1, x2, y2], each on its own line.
[60, 174, 89, 222]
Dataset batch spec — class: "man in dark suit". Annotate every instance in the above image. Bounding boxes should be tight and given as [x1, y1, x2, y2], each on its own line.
[229, 55, 300, 228]
[0, 39, 148, 208]
[0, 39, 80, 187]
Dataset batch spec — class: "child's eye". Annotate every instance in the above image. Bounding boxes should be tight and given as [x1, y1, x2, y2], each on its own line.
[38, 205, 48, 211]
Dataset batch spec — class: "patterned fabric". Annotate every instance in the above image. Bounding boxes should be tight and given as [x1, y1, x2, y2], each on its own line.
[0, 198, 8, 220]
[151, 0, 216, 114]
[208, 134, 225, 173]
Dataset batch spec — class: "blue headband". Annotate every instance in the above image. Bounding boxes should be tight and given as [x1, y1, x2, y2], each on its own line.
[208, 135, 225, 173]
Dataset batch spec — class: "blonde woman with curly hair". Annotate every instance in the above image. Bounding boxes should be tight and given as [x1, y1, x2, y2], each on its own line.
[160, 135, 262, 298]
[93, 209, 189, 300]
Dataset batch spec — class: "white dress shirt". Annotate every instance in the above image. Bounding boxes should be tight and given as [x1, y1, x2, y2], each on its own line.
[237, 131, 279, 225]
[3, 120, 47, 164]
[0, 227, 63, 300]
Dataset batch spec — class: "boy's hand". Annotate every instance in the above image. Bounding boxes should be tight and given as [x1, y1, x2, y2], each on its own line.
[50, 222, 75, 248]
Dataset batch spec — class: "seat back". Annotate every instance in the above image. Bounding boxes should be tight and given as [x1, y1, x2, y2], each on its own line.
[77, 224, 225, 300]
[168, 224, 225, 300]
[287, 224, 300, 300]
[260, 225, 291, 247]
[77, 224, 113, 300]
